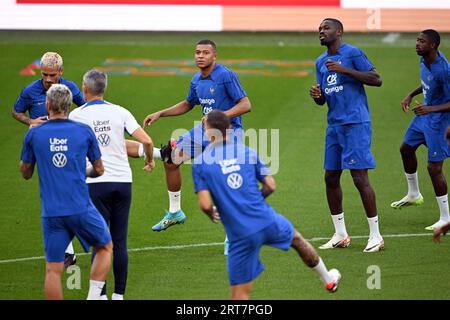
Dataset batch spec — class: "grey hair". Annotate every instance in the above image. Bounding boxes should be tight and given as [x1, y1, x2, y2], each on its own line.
[83, 69, 107, 96]
[46, 84, 73, 114]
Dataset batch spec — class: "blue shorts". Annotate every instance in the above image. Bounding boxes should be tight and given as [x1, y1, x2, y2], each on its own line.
[403, 116, 450, 162]
[324, 122, 375, 170]
[227, 213, 294, 286]
[177, 123, 244, 159]
[41, 205, 112, 262]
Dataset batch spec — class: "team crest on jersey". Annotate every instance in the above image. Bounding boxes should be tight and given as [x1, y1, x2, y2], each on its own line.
[210, 87, 215, 95]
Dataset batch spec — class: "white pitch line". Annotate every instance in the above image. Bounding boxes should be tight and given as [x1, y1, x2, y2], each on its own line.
[0, 233, 433, 265]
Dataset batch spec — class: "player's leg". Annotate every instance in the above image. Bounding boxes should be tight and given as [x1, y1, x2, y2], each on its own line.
[75, 205, 113, 300]
[45, 262, 65, 300]
[231, 282, 253, 300]
[350, 169, 384, 252]
[126, 139, 162, 160]
[109, 183, 132, 300]
[152, 125, 204, 231]
[425, 160, 450, 230]
[391, 119, 424, 208]
[423, 124, 450, 230]
[290, 230, 341, 292]
[88, 183, 112, 298]
[41, 216, 72, 300]
[320, 126, 351, 249]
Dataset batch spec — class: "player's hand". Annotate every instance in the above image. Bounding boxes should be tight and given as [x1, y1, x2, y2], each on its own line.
[210, 206, 221, 224]
[433, 222, 450, 243]
[401, 95, 412, 113]
[143, 159, 155, 172]
[325, 60, 346, 73]
[445, 126, 450, 142]
[412, 100, 431, 115]
[29, 116, 47, 128]
[310, 84, 322, 99]
[143, 112, 161, 127]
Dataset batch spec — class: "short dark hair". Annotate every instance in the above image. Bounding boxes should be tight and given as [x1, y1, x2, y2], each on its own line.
[421, 29, 440, 49]
[197, 39, 217, 51]
[322, 18, 344, 33]
[206, 110, 230, 137]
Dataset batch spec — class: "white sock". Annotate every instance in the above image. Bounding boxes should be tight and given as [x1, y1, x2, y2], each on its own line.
[99, 295, 108, 300]
[138, 143, 161, 160]
[168, 191, 181, 213]
[87, 280, 105, 300]
[436, 194, 450, 222]
[112, 293, 124, 300]
[313, 258, 333, 284]
[406, 172, 421, 198]
[331, 213, 347, 237]
[65, 242, 74, 255]
[367, 216, 382, 240]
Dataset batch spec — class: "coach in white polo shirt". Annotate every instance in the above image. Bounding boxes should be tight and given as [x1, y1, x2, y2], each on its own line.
[69, 69, 155, 300]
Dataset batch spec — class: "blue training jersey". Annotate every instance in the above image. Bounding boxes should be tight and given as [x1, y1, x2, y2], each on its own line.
[192, 141, 276, 242]
[316, 43, 375, 126]
[186, 64, 247, 129]
[14, 78, 85, 119]
[420, 51, 450, 124]
[20, 119, 102, 217]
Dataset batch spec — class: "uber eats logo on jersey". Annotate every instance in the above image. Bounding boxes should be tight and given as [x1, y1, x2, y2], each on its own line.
[49, 138, 68, 168]
[93, 120, 111, 147]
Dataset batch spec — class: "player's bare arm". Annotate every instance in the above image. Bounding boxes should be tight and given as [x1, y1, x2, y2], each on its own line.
[131, 127, 155, 172]
[223, 97, 252, 119]
[87, 159, 105, 178]
[143, 100, 194, 127]
[413, 101, 450, 115]
[197, 190, 220, 223]
[20, 161, 35, 180]
[12, 111, 47, 126]
[401, 86, 423, 112]
[325, 60, 382, 87]
[260, 175, 276, 198]
[310, 84, 326, 105]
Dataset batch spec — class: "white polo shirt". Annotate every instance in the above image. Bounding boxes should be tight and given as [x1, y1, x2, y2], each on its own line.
[69, 100, 141, 183]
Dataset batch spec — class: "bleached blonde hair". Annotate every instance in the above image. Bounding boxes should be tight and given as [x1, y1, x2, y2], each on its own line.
[40, 52, 63, 70]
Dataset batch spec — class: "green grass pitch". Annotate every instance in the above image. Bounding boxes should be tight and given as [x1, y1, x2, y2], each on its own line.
[0, 31, 449, 300]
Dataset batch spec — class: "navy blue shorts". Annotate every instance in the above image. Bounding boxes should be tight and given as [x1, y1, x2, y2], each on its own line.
[324, 122, 375, 170]
[41, 205, 111, 262]
[227, 213, 294, 286]
[403, 116, 450, 162]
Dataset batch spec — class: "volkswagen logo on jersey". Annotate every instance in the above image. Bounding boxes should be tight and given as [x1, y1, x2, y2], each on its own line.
[52, 153, 67, 168]
[327, 73, 338, 85]
[97, 133, 111, 147]
[227, 173, 243, 189]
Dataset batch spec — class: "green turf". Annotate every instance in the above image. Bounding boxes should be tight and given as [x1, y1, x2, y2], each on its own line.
[0, 31, 449, 300]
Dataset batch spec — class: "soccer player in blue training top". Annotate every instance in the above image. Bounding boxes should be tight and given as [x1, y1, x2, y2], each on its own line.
[134, 39, 251, 254]
[310, 18, 384, 253]
[69, 69, 155, 300]
[13, 51, 85, 267]
[20, 84, 112, 300]
[192, 110, 341, 300]
[434, 127, 450, 242]
[390, 30, 450, 231]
